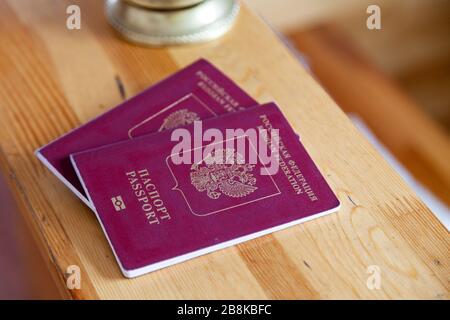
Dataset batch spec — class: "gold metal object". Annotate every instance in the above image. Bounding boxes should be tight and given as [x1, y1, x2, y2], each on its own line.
[123, 0, 205, 9]
[105, 0, 240, 46]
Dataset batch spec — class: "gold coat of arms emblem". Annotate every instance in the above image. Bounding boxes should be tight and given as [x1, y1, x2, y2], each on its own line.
[159, 109, 200, 131]
[190, 149, 258, 200]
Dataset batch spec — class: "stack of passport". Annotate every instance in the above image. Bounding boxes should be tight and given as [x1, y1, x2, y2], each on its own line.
[36, 59, 340, 278]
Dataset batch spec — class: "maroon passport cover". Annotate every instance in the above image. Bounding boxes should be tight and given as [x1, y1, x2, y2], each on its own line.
[36, 59, 257, 207]
[71, 103, 340, 278]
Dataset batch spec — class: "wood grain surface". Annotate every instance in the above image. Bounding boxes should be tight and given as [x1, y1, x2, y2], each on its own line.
[0, 0, 448, 299]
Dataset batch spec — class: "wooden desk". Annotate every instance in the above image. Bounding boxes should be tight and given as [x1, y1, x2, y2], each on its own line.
[0, 0, 448, 299]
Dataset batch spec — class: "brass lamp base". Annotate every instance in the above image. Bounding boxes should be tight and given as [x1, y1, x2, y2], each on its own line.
[105, 0, 240, 46]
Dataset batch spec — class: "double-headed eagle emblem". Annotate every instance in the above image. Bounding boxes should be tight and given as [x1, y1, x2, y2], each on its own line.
[159, 109, 200, 131]
[190, 149, 258, 200]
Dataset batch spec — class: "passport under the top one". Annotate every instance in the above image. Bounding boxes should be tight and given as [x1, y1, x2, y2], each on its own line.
[71, 103, 340, 278]
[35, 59, 257, 208]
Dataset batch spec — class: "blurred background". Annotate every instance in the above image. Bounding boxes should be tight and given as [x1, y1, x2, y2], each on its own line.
[1, 0, 449, 299]
[248, 0, 450, 130]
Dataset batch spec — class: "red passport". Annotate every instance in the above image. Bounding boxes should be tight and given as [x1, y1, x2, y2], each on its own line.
[71, 103, 340, 278]
[35, 59, 257, 208]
